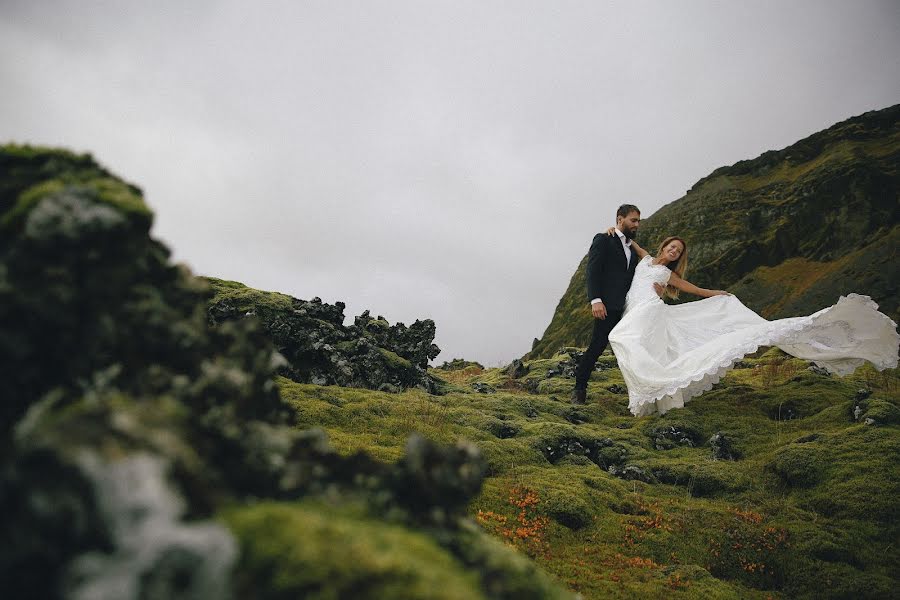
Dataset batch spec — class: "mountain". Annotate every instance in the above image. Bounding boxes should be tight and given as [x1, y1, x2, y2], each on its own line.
[528, 104, 900, 359]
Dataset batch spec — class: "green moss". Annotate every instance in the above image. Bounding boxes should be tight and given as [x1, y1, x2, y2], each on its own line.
[863, 398, 900, 424]
[275, 353, 900, 598]
[2, 175, 151, 232]
[379, 347, 413, 370]
[223, 501, 487, 600]
[205, 277, 295, 313]
[770, 444, 823, 487]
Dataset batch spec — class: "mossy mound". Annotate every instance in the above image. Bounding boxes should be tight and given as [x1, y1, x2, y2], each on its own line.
[224, 502, 487, 600]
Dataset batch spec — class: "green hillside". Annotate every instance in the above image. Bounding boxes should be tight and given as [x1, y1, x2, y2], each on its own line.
[528, 104, 900, 360]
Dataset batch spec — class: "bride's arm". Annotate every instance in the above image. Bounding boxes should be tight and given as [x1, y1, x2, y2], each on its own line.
[668, 272, 730, 298]
[630, 240, 649, 259]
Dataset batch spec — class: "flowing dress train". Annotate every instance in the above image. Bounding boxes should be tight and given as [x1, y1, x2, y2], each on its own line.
[608, 255, 900, 416]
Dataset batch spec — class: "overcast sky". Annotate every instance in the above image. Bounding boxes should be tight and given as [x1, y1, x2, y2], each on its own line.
[2, 1, 899, 366]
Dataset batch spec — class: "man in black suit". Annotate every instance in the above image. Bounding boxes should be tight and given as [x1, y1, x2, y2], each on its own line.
[572, 204, 641, 404]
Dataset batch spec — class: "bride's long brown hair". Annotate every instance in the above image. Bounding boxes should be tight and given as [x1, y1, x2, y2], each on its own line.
[655, 236, 688, 299]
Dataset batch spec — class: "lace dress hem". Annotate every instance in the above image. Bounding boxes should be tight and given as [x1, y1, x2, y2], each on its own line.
[628, 294, 899, 417]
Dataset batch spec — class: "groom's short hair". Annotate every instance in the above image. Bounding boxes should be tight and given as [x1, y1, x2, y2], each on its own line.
[617, 204, 640, 218]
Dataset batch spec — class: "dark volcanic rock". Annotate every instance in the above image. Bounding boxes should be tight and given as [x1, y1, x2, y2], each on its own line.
[808, 364, 831, 376]
[207, 283, 442, 393]
[545, 349, 581, 379]
[708, 432, 740, 460]
[649, 424, 702, 450]
[471, 382, 496, 394]
[487, 420, 520, 439]
[505, 358, 530, 379]
[607, 464, 655, 483]
[565, 408, 589, 425]
[539, 433, 627, 470]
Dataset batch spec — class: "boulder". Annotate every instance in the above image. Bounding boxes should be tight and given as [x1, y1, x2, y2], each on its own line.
[708, 432, 740, 460]
[505, 358, 530, 379]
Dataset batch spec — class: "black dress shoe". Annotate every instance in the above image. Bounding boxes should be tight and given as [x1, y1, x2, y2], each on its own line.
[571, 388, 587, 404]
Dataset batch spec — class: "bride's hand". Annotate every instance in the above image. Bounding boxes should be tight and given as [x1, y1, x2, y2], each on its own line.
[710, 290, 732, 297]
[605, 227, 616, 236]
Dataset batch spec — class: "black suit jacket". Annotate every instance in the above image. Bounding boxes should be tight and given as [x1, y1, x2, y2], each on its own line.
[584, 233, 639, 311]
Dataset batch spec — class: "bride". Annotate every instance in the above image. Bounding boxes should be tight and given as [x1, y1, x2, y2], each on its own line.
[605, 233, 900, 416]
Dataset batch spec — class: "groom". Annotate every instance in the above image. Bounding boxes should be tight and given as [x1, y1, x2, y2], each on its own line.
[572, 204, 641, 404]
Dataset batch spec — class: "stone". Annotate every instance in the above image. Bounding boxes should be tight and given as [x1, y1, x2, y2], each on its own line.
[207, 284, 442, 394]
[606, 384, 627, 394]
[708, 432, 739, 460]
[505, 358, 530, 379]
[471, 382, 495, 394]
[488, 421, 520, 439]
[607, 464, 655, 483]
[539, 433, 626, 470]
[864, 417, 877, 426]
[649, 424, 701, 450]
[546, 352, 579, 379]
[565, 408, 588, 425]
[855, 389, 872, 401]
[808, 364, 831, 376]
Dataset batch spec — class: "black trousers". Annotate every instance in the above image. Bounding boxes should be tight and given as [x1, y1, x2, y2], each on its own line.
[574, 309, 624, 390]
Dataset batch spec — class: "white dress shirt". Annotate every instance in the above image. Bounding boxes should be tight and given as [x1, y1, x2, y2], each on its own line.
[590, 228, 632, 305]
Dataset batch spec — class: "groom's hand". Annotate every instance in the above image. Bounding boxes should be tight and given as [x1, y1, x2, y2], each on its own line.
[591, 301, 607, 319]
[653, 283, 666, 297]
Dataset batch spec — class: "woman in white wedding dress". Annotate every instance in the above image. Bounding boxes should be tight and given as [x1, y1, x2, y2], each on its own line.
[607, 235, 900, 416]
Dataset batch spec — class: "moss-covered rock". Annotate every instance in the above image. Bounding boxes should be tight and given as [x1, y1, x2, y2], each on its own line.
[224, 502, 487, 600]
[207, 278, 441, 392]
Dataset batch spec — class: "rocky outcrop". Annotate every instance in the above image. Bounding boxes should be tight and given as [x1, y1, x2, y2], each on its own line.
[207, 280, 441, 393]
[529, 104, 900, 359]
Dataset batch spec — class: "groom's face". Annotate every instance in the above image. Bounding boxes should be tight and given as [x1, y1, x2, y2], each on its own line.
[617, 211, 641, 240]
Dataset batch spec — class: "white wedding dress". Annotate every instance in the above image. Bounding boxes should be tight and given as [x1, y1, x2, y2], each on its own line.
[608, 255, 900, 416]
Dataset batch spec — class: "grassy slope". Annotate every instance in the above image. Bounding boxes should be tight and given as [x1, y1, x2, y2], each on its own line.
[281, 352, 900, 599]
[529, 105, 900, 360]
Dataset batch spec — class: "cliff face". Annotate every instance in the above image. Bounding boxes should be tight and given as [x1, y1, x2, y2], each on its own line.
[528, 104, 900, 359]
